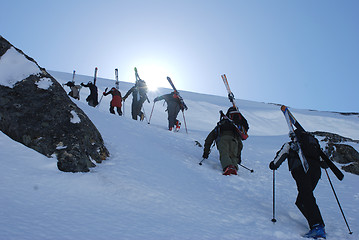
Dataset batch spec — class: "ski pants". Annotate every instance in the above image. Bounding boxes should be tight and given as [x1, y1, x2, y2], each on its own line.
[291, 165, 324, 229]
[110, 106, 122, 116]
[216, 134, 243, 170]
[131, 98, 145, 120]
[167, 102, 180, 129]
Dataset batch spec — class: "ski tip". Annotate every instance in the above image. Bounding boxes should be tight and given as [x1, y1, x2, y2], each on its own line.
[280, 105, 287, 112]
[167, 76, 171, 80]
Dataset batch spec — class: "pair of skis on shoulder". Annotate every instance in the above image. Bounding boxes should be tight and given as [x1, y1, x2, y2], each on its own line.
[281, 105, 344, 181]
[220, 74, 249, 140]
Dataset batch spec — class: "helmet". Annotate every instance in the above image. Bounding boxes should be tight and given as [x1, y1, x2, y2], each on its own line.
[226, 107, 239, 118]
[88, 81, 92, 85]
[226, 106, 241, 124]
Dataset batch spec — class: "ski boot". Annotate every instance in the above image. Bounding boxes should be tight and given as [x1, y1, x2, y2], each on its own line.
[175, 120, 181, 132]
[223, 165, 237, 175]
[140, 112, 145, 121]
[303, 224, 326, 239]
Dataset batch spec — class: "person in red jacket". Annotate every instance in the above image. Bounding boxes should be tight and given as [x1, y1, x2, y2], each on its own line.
[103, 87, 122, 116]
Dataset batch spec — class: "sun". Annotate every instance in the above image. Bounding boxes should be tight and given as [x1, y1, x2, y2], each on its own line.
[134, 63, 172, 91]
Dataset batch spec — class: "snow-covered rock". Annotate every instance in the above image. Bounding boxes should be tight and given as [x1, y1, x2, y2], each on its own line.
[0, 36, 109, 172]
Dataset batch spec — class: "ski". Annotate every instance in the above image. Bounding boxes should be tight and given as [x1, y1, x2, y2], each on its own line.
[133, 67, 150, 103]
[115, 68, 119, 90]
[220, 74, 248, 139]
[166, 76, 178, 92]
[280, 105, 344, 181]
[72, 70, 76, 83]
[134, 67, 141, 82]
[166, 76, 188, 110]
[281, 105, 309, 172]
[94, 67, 98, 85]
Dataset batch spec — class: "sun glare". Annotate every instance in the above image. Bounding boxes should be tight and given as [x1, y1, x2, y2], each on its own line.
[135, 63, 172, 91]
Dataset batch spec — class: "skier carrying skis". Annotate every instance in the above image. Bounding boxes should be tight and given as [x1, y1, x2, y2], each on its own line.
[153, 91, 188, 131]
[122, 79, 149, 121]
[103, 87, 122, 116]
[202, 106, 249, 175]
[269, 129, 326, 239]
[81, 81, 98, 107]
[63, 81, 82, 100]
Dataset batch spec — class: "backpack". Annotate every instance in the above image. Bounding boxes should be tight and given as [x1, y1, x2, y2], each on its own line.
[296, 131, 321, 161]
[137, 79, 148, 96]
[214, 114, 241, 140]
[226, 107, 249, 133]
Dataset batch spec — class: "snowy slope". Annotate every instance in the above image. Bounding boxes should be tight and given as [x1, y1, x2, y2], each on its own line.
[0, 70, 358, 240]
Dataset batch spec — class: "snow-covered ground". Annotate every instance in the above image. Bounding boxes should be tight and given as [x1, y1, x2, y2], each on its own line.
[0, 70, 358, 240]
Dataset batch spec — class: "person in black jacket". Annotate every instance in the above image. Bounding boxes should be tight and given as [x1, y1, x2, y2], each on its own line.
[154, 91, 187, 131]
[269, 130, 326, 239]
[123, 80, 149, 120]
[81, 81, 98, 107]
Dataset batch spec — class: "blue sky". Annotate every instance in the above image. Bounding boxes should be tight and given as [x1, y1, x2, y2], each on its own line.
[1, 0, 358, 112]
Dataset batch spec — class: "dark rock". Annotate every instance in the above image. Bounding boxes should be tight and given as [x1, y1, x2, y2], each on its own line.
[313, 131, 359, 176]
[332, 144, 359, 164]
[0, 35, 109, 172]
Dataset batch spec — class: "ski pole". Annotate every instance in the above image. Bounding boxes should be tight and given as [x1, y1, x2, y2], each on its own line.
[324, 169, 352, 234]
[271, 169, 277, 223]
[182, 110, 188, 134]
[148, 102, 156, 124]
[199, 158, 206, 165]
[97, 87, 108, 108]
[239, 163, 254, 173]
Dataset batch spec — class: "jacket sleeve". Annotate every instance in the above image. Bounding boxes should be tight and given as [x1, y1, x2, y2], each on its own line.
[123, 87, 134, 99]
[203, 128, 216, 156]
[272, 142, 290, 169]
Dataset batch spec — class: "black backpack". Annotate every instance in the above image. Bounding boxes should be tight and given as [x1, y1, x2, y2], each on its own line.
[296, 131, 321, 161]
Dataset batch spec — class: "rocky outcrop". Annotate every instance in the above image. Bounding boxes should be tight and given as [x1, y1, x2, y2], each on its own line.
[0, 35, 109, 172]
[314, 131, 359, 176]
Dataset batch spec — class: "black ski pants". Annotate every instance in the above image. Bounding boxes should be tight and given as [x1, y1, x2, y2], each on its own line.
[291, 164, 324, 229]
[110, 106, 122, 116]
[167, 102, 180, 129]
[131, 98, 145, 120]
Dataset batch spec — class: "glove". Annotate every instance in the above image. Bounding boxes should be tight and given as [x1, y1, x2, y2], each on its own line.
[202, 152, 209, 159]
[103, 92, 106, 95]
[319, 159, 329, 169]
[269, 161, 278, 170]
[122, 97, 126, 102]
[154, 97, 159, 102]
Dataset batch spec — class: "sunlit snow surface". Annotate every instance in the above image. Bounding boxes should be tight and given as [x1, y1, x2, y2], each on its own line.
[0, 71, 357, 240]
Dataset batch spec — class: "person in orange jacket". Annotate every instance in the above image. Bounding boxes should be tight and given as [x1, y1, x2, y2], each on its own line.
[103, 87, 122, 116]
